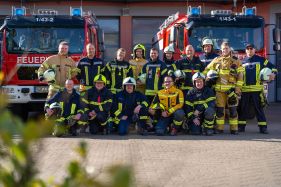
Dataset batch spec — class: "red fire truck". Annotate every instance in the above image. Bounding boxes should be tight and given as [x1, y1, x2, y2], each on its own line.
[0, 7, 104, 119]
[152, 6, 280, 60]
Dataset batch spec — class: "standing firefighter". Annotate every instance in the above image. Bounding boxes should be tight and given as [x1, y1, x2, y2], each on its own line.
[199, 38, 219, 67]
[163, 44, 177, 73]
[238, 44, 277, 134]
[129, 44, 147, 94]
[111, 77, 149, 135]
[185, 72, 216, 135]
[205, 42, 244, 134]
[149, 75, 185, 136]
[104, 48, 133, 95]
[45, 80, 83, 137]
[175, 45, 205, 94]
[77, 43, 104, 91]
[81, 74, 112, 135]
[139, 48, 167, 103]
[38, 41, 79, 99]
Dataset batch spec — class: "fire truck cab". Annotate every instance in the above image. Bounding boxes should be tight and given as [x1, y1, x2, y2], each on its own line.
[153, 6, 281, 60]
[0, 7, 104, 120]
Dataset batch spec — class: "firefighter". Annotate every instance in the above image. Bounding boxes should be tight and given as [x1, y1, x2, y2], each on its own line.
[238, 44, 277, 134]
[38, 41, 79, 99]
[77, 43, 104, 91]
[185, 72, 216, 136]
[139, 48, 168, 104]
[103, 48, 133, 95]
[199, 38, 219, 66]
[45, 79, 84, 137]
[163, 44, 177, 73]
[149, 75, 185, 136]
[205, 42, 244, 134]
[81, 74, 112, 135]
[129, 44, 147, 94]
[111, 77, 149, 135]
[175, 45, 205, 94]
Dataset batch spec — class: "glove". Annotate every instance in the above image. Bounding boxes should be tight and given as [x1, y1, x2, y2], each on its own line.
[39, 76, 44, 81]
[230, 64, 238, 76]
[205, 78, 217, 87]
[226, 89, 238, 106]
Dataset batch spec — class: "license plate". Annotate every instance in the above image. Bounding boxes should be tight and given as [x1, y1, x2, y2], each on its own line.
[34, 86, 49, 93]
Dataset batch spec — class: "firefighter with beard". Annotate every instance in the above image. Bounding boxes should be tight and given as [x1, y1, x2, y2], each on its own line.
[104, 48, 134, 95]
[149, 75, 185, 136]
[139, 48, 168, 104]
[175, 45, 205, 94]
[199, 38, 219, 67]
[38, 41, 79, 99]
[205, 42, 244, 134]
[129, 44, 147, 94]
[77, 43, 104, 91]
[238, 43, 277, 134]
[81, 74, 112, 135]
[45, 79, 84, 137]
[185, 72, 216, 136]
[112, 77, 149, 135]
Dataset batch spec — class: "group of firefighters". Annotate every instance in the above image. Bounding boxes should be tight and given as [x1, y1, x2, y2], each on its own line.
[37, 38, 277, 137]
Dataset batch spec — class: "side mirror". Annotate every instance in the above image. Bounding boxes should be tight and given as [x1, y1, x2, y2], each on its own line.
[170, 26, 176, 43]
[273, 28, 281, 43]
[273, 43, 281, 51]
[97, 28, 105, 52]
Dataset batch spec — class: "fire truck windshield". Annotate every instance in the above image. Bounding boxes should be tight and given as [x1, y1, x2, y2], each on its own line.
[6, 27, 84, 54]
[188, 26, 263, 52]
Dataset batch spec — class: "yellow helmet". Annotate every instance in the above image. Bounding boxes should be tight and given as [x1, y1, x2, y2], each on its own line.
[94, 74, 106, 84]
[133, 43, 146, 59]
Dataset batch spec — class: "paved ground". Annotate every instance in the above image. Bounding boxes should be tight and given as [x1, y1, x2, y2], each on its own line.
[35, 103, 281, 187]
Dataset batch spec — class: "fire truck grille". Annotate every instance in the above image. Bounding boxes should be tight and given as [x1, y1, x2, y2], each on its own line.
[31, 93, 48, 100]
[17, 66, 39, 80]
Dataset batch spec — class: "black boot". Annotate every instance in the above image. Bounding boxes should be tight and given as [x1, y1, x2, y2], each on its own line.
[259, 126, 268, 134]
[205, 129, 214, 136]
[230, 130, 238, 135]
[238, 125, 245, 132]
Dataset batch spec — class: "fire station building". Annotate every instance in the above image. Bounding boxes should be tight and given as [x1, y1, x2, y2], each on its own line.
[0, 0, 281, 102]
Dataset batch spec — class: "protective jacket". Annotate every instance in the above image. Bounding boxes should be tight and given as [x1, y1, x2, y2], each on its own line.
[140, 58, 167, 96]
[175, 56, 205, 91]
[164, 59, 177, 73]
[77, 57, 104, 88]
[129, 58, 147, 93]
[104, 59, 133, 94]
[199, 52, 219, 66]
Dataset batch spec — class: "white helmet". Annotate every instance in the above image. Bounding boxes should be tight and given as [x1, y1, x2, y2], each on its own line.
[192, 72, 206, 84]
[174, 70, 186, 79]
[164, 44, 175, 53]
[43, 69, 55, 83]
[138, 73, 146, 84]
[123, 77, 136, 86]
[202, 38, 213, 46]
[207, 70, 219, 79]
[50, 102, 61, 110]
[260, 68, 272, 81]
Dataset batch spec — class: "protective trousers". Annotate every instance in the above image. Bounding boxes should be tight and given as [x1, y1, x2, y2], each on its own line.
[215, 91, 238, 131]
[238, 91, 267, 128]
[88, 112, 109, 134]
[189, 107, 215, 134]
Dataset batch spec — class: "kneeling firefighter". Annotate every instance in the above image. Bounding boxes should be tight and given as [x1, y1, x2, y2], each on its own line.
[111, 77, 149, 135]
[185, 72, 216, 135]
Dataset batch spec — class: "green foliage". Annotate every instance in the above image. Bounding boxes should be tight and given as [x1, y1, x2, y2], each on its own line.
[0, 94, 134, 187]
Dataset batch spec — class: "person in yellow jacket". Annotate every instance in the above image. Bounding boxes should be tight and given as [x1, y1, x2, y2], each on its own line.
[38, 41, 79, 99]
[129, 44, 147, 94]
[149, 75, 185, 136]
[205, 42, 244, 134]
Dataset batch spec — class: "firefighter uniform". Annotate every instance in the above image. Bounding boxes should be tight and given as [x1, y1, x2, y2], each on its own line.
[151, 86, 185, 135]
[45, 88, 84, 136]
[185, 85, 216, 135]
[199, 53, 219, 67]
[140, 59, 167, 103]
[112, 89, 149, 135]
[205, 55, 244, 133]
[238, 54, 278, 133]
[81, 83, 112, 135]
[175, 56, 205, 93]
[103, 59, 133, 94]
[129, 44, 147, 93]
[165, 59, 177, 74]
[38, 54, 79, 99]
[77, 57, 104, 90]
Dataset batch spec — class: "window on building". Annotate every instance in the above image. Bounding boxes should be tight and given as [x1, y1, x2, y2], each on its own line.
[133, 17, 165, 59]
[97, 17, 119, 62]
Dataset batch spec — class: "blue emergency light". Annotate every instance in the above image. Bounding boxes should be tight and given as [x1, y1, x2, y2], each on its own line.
[70, 7, 82, 16]
[242, 6, 256, 16]
[12, 7, 26, 16]
[187, 6, 201, 16]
